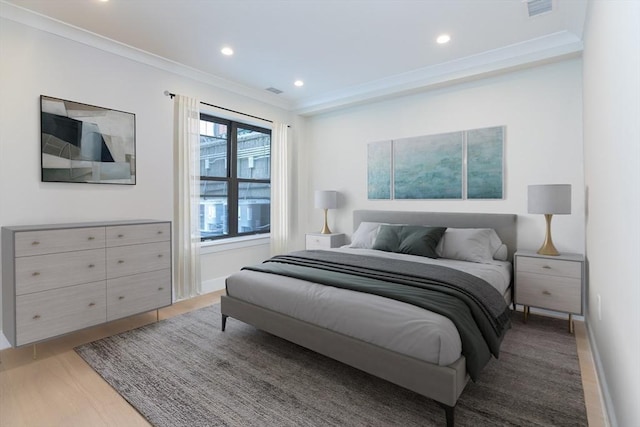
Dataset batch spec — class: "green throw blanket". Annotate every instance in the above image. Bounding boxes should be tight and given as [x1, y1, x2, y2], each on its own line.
[242, 250, 511, 381]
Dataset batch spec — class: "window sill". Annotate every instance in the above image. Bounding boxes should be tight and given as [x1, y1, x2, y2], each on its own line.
[200, 234, 270, 254]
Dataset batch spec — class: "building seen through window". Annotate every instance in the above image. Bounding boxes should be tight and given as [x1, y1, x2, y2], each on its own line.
[199, 114, 271, 240]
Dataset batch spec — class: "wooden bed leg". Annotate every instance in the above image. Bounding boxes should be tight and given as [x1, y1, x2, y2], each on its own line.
[438, 402, 455, 427]
[221, 314, 228, 332]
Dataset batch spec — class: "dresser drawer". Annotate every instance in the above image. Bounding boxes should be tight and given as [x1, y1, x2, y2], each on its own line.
[14, 227, 105, 257]
[106, 241, 171, 278]
[15, 249, 106, 295]
[15, 281, 106, 346]
[517, 256, 581, 278]
[107, 269, 172, 321]
[516, 272, 581, 314]
[106, 223, 171, 247]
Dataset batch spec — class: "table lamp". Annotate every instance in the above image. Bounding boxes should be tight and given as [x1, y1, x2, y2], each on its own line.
[527, 184, 571, 256]
[314, 190, 337, 234]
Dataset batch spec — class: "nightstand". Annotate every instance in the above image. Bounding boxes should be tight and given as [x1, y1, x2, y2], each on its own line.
[514, 250, 584, 333]
[305, 233, 345, 250]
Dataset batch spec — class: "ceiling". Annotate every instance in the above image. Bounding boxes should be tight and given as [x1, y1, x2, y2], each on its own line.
[1, 0, 588, 114]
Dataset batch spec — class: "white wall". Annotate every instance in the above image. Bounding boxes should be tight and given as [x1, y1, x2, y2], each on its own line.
[303, 59, 585, 255]
[583, 1, 640, 426]
[0, 16, 291, 337]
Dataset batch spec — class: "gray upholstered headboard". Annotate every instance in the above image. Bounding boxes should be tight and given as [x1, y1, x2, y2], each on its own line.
[353, 210, 518, 261]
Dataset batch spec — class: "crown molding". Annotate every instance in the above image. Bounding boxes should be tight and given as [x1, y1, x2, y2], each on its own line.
[1, 1, 583, 117]
[0, 1, 294, 111]
[293, 31, 583, 116]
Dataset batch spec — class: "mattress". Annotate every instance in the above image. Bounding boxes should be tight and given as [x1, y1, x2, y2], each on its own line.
[225, 248, 512, 367]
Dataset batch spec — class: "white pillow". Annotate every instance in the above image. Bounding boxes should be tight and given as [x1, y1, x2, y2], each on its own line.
[437, 228, 507, 263]
[349, 222, 383, 249]
[493, 243, 509, 261]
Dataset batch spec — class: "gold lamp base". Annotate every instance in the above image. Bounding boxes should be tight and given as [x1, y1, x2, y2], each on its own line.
[537, 214, 560, 256]
[320, 208, 332, 234]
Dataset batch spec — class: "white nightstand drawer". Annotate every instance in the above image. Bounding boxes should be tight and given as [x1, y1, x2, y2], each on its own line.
[516, 272, 582, 314]
[517, 256, 581, 278]
[305, 233, 345, 249]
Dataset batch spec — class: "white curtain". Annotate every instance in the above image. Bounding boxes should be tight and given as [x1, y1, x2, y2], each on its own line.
[270, 122, 290, 255]
[174, 95, 201, 300]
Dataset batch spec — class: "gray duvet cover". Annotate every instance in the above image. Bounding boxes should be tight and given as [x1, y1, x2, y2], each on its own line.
[243, 250, 511, 381]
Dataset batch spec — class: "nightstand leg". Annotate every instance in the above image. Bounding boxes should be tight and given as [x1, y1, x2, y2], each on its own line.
[523, 306, 529, 323]
[568, 314, 574, 334]
[33, 344, 37, 360]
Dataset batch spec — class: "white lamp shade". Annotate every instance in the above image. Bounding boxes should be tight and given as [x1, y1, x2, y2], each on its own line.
[314, 190, 337, 209]
[528, 184, 571, 214]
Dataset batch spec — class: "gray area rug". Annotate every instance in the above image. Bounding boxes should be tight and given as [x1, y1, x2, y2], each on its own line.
[75, 305, 587, 426]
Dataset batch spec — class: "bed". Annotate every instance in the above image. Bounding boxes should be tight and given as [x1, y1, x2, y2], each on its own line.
[221, 210, 517, 426]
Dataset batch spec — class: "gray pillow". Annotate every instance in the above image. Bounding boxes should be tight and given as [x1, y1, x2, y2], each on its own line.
[372, 225, 446, 258]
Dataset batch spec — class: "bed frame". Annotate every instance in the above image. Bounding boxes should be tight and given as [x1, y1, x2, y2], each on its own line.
[221, 210, 517, 427]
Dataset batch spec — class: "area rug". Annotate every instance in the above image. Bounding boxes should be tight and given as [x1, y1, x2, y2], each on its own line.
[75, 305, 587, 426]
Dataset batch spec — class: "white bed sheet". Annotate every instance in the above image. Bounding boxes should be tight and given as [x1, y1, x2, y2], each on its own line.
[225, 248, 512, 367]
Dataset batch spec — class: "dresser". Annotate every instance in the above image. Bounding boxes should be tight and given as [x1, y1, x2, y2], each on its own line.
[2, 220, 172, 348]
[514, 250, 584, 333]
[305, 233, 345, 250]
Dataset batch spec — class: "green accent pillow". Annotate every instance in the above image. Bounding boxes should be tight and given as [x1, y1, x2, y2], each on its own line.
[372, 225, 447, 258]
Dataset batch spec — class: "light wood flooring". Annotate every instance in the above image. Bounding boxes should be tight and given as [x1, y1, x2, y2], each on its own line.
[1, 291, 607, 426]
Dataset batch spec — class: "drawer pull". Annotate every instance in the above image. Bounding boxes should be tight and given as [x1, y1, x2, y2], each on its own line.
[32, 241, 40, 246]
[88, 264, 95, 268]
[158, 287, 164, 291]
[88, 302, 96, 307]
[157, 254, 163, 258]
[542, 265, 552, 269]
[118, 296, 125, 300]
[32, 272, 40, 276]
[542, 290, 552, 295]
[157, 230, 163, 234]
[33, 314, 41, 320]
[88, 236, 95, 241]
[118, 260, 125, 264]
[118, 234, 124, 238]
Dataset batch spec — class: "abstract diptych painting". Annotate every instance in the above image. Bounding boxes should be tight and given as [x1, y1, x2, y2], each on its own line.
[41, 96, 136, 184]
[367, 126, 504, 200]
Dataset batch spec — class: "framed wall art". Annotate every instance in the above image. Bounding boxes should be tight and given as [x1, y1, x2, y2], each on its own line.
[466, 126, 504, 199]
[40, 95, 136, 184]
[367, 126, 504, 200]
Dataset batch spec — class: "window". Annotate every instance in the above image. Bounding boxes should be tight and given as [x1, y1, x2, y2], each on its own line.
[199, 114, 271, 241]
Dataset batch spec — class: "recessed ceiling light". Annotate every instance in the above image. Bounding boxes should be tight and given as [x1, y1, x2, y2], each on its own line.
[436, 34, 451, 44]
[294, 80, 304, 87]
[221, 47, 234, 56]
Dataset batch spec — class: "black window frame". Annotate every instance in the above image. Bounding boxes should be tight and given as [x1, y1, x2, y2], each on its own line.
[199, 113, 271, 242]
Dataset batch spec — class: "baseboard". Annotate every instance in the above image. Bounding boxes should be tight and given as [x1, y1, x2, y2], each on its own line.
[201, 276, 227, 294]
[586, 322, 615, 427]
[0, 331, 10, 350]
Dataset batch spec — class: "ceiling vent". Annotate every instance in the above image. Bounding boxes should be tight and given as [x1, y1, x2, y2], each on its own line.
[526, 0, 553, 17]
[265, 87, 283, 95]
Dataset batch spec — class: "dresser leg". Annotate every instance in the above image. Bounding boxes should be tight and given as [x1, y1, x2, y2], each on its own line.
[568, 314, 574, 334]
[32, 344, 37, 360]
[523, 306, 529, 323]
